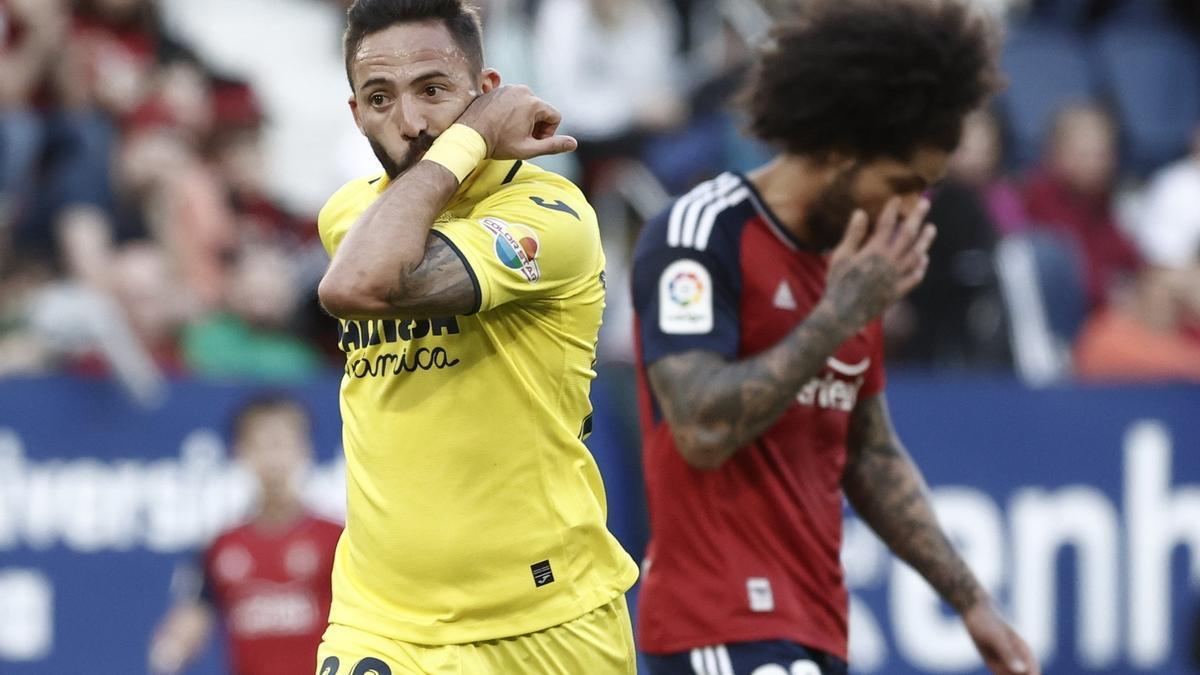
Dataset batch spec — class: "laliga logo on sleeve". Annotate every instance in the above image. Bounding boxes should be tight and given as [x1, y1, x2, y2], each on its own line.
[480, 217, 541, 283]
[659, 259, 713, 334]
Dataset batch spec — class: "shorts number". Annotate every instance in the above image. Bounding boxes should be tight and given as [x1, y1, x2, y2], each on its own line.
[351, 657, 393, 675]
[320, 656, 392, 675]
[750, 661, 820, 675]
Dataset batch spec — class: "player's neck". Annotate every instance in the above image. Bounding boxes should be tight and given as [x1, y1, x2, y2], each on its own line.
[254, 492, 306, 532]
[746, 154, 834, 247]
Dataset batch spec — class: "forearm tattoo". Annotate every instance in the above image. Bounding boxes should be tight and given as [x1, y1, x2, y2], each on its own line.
[843, 394, 983, 613]
[647, 301, 852, 467]
[384, 234, 477, 318]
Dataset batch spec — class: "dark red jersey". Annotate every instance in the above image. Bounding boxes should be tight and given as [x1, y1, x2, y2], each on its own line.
[631, 172, 885, 660]
[202, 513, 342, 675]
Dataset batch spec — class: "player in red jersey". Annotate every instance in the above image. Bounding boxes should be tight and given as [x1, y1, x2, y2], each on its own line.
[147, 395, 342, 675]
[632, 1, 1039, 674]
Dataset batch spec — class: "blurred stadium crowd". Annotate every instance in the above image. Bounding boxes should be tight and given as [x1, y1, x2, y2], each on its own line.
[1, 0, 1199, 403]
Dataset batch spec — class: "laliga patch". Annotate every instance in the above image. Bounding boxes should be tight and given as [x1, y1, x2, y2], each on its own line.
[659, 258, 713, 334]
[480, 217, 541, 283]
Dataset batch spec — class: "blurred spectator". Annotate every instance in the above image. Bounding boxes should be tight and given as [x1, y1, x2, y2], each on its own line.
[1135, 124, 1200, 271]
[26, 279, 168, 403]
[534, 0, 686, 189]
[0, 0, 67, 221]
[2, 0, 121, 285]
[115, 115, 237, 310]
[886, 110, 1012, 368]
[106, 242, 189, 371]
[183, 245, 322, 382]
[1133, 123, 1200, 340]
[159, 0, 368, 214]
[1024, 103, 1141, 309]
[949, 110, 1030, 234]
[58, 241, 189, 381]
[41, 0, 168, 286]
[10, 0, 221, 293]
[0, 258, 55, 375]
[208, 80, 319, 261]
[148, 395, 341, 675]
[1074, 267, 1200, 382]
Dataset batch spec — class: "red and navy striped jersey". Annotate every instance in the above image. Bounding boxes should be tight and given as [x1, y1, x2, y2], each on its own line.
[632, 172, 885, 659]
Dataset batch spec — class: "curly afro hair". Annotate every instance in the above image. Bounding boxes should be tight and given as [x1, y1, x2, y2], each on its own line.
[740, 0, 1003, 161]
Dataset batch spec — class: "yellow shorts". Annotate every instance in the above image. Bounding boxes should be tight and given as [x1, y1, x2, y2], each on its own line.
[315, 596, 636, 675]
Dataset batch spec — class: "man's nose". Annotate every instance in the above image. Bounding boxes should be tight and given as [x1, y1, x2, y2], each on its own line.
[391, 97, 426, 140]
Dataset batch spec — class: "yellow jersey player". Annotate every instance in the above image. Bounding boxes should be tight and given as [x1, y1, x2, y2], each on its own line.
[313, 1, 638, 673]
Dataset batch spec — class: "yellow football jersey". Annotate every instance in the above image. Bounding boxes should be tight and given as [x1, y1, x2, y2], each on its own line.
[317, 158, 638, 646]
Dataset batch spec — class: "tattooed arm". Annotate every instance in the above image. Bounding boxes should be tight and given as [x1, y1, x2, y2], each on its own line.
[319, 160, 474, 320]
[648, 303, 852, 469]
[648, 197, 936, 470]
[843, 394, 981, 610]
[319, 85, 575, 320]
[844, 394, 1039, 675]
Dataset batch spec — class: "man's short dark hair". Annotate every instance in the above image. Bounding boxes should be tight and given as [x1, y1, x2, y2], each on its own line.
[343, 0, 484, 91]
[740, 0, 1002, 161]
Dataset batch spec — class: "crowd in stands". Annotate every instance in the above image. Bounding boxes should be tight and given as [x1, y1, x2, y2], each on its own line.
[1, 0, 1198, 402]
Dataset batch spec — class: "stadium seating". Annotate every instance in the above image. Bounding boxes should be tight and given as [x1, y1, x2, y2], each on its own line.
[998, 22, 1097, 168]
[1092, 23, 1200, 175]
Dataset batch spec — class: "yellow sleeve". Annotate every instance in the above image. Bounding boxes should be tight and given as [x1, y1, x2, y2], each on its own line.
[317, 176, 383, 258]
[431, 178, 602, 313]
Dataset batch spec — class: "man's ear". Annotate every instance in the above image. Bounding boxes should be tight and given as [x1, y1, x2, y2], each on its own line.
[478, 68, 501, 94]
[348, 95, 365, 136]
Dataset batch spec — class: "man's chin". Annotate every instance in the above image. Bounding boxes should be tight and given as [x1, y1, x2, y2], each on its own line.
[382, 153, 427, 180]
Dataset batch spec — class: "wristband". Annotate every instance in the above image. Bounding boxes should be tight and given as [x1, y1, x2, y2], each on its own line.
[423, 123, 488, 183]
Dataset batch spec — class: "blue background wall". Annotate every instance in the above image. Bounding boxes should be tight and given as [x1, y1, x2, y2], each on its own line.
[0, 373, 1197, 674]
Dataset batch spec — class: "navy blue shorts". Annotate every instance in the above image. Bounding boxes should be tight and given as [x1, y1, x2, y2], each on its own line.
[643, 641, 848, 675]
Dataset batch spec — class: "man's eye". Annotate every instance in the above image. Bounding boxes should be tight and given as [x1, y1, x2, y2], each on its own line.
[424, 86, 442, 96]
[370, 94, 387, 106]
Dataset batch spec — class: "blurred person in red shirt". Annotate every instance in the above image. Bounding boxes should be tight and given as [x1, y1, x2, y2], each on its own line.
[1075, 267, 1200, 382]
[1023, 103, 1141, 309]
[60, 0, 166, 118]
[148, 395, 342, 675]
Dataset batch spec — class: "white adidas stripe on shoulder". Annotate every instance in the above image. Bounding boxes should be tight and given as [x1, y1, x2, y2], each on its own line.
[693, 187, 751, 251]
[667, 173, 740, 248]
